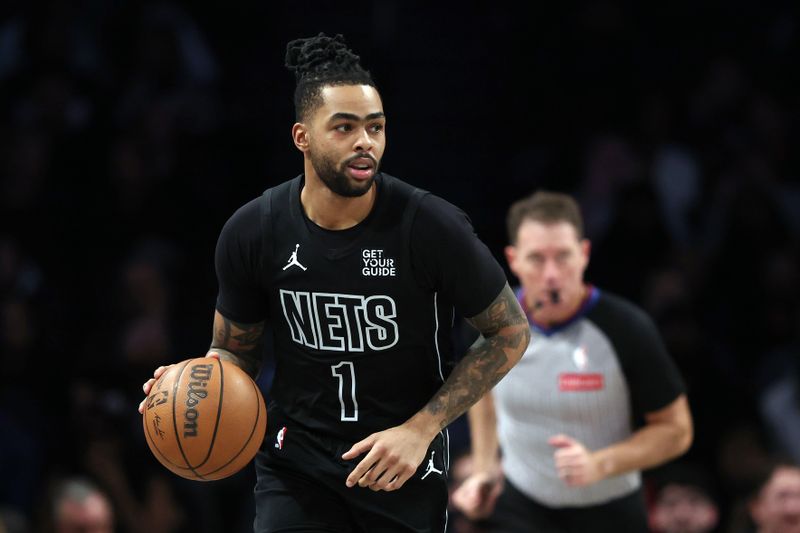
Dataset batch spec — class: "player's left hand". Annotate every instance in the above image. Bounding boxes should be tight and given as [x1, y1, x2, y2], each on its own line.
[342, 423, 432, 492]
[548, 434, 603, 487]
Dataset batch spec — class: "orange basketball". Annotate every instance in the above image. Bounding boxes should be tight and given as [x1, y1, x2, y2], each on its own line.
[142, 357, 267, 481]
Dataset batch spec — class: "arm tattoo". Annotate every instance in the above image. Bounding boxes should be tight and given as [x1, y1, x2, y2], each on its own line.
[423, 283, 530, 430]
[211, 313, 265, 378]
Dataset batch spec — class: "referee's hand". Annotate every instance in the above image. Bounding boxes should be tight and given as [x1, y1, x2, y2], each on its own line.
[549, 433, 602, 487]
[451, 471, 502, 520]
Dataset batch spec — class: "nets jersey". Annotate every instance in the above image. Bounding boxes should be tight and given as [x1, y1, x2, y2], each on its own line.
[494, 286, 685, 507]
[215, 173, 506, 442]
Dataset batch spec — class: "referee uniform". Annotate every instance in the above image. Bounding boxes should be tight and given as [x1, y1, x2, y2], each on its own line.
[486, 286, 685, 533]
[215, 173, 508, 533]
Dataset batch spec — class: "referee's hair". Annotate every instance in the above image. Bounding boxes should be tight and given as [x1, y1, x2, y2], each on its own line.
[285, 32, 376, 122]
[506, 191, 585, 244]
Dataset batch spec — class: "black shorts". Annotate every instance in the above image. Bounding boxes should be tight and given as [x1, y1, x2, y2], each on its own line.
[253, 405, 449, 533]
[483, 478, 649, 533]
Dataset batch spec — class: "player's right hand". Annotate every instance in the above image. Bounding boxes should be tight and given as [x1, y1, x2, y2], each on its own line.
[137, 352, 220, 414]
[451, 471, 503, 521]
[137, 364, 173, 414]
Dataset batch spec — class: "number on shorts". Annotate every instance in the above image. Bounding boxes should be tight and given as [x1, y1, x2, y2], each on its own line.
[331, 361, 358, 421]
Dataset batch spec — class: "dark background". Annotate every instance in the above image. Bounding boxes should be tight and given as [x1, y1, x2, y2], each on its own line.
[1, 1, 798, 532]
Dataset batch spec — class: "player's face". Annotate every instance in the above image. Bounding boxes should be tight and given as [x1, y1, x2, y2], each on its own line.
[505, 220, 590, 322]
[751, 467, 800, 533]
[305, 84, 386, 197]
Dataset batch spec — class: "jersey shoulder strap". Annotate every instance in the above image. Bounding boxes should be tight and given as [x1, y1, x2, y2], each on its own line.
[397, 179, 429, 254]
[259, 179, 295, 271]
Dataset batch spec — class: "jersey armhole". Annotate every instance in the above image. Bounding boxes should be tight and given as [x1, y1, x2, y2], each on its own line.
[401, 188, 429, 283]
[260, 188, 274, 278]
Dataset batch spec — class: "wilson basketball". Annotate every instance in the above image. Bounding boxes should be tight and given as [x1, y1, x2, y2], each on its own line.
[142, 357, 267, 481]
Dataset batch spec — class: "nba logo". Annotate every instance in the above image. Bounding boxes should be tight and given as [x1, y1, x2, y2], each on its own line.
[275, 426, 287, 450]
[572, 346, 588, 370]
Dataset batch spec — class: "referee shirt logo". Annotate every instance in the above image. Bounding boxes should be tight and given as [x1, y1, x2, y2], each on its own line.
[572, 345, 588, 370]
[558, 373, 604, 391]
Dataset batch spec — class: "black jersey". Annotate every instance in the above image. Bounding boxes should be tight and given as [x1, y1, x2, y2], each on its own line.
[215, 173, 507, 442]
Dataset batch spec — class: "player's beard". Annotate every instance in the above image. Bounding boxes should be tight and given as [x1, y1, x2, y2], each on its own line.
[310, 151, 378, 198]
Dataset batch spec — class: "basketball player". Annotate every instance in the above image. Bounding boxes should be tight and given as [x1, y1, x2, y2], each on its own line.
[451, 191, 693, 532]
[139, 33, 529, 532]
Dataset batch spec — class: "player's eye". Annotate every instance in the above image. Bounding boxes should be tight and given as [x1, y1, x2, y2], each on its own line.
[335, 123, 352, 132]
[369, 123, 384, 133]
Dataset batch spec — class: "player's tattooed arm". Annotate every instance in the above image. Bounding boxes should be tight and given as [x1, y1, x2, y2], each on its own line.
[210, 310, 265, 379]
[422, 282, 529, 432]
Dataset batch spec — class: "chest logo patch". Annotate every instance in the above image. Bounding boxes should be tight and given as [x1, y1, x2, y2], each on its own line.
[362, 248, 396, 277]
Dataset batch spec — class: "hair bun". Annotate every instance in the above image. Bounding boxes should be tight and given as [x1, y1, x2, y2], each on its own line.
[285, 32, 363, 83]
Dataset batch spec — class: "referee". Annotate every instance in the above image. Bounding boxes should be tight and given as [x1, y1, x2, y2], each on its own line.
[452, 191, 693, 533]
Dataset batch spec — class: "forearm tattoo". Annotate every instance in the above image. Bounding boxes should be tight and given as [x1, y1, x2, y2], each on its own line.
[211, 314, 265, 378]
[424, 283, 530, 430]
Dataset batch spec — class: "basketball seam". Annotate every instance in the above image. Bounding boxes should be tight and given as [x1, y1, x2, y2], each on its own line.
[173, 360, 207, 481]
[201, 379, 264, 478]
[186, 357, 225, 470]
[144, 360, 198, 473]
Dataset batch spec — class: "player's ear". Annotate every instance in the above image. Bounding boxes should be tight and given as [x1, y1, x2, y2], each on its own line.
[292, 123, 309, 152]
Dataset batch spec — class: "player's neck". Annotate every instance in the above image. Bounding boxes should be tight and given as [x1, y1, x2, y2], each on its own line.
[300, 172, 376, 230]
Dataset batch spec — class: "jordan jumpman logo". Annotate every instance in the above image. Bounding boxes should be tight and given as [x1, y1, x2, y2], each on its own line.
[421, 450, 443, 479]
[282, 244, 307, 271]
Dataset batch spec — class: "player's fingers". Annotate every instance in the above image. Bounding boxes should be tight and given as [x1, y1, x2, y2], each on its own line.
[370, 456, 409, 491]
[142, 377, 157, 396]
[346, 446, 380, 487]
[358, 463, 386, 488]
[382, 467, 414, 492]
[342, 435, 376, 461]
[137, 398, 146, 414]
[362, 455, 401, 490]
[368, 471, 393, 491]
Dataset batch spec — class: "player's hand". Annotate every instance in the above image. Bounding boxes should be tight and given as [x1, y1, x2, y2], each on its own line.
[341, 423, 432, 492]
[451, 471, 503, 520]
[137, 352, 220, 414]
[548, 433, 602, 487]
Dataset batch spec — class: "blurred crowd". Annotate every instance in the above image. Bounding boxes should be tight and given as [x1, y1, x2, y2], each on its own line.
[0, 1, 798, 532]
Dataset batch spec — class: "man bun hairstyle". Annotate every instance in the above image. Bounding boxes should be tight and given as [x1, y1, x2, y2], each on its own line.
[506, 190, 585, 244]
[285, 33, 376, 121]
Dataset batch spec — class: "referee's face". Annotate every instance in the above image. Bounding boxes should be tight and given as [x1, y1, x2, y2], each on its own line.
[505, 220, 590, 323]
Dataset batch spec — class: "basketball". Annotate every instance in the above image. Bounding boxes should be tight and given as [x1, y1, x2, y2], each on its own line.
[142, 357, 267, 481]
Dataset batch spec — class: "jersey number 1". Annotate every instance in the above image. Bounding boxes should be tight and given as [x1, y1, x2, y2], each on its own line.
[331, 361, 359, 421]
